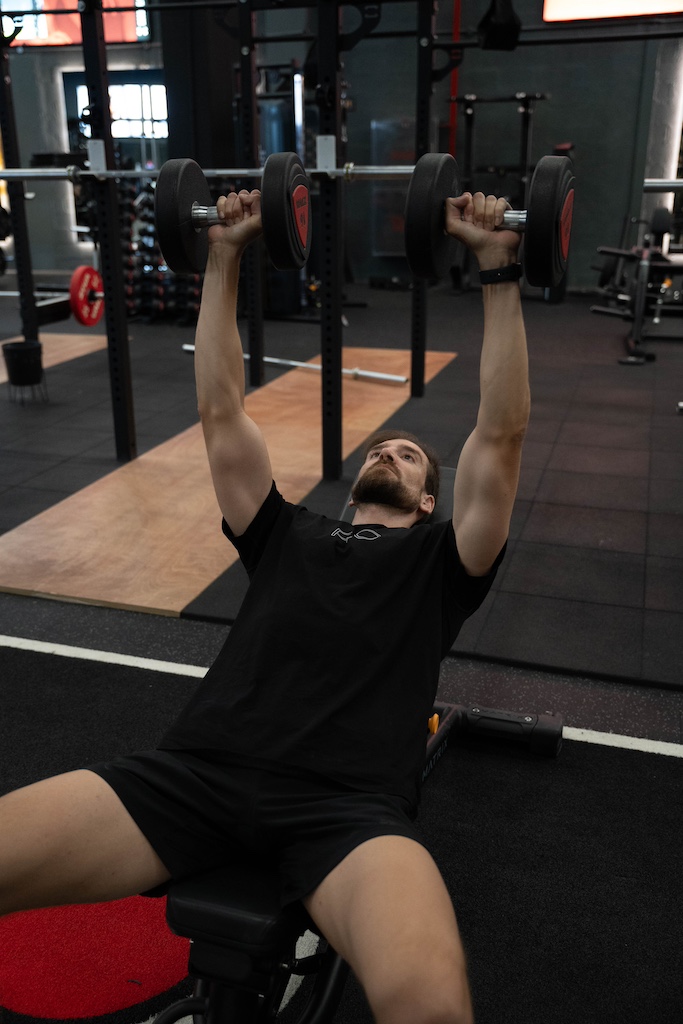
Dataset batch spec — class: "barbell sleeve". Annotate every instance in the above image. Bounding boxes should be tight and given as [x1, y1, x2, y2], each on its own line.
[0, 166, 268, 182]
[643, 179, 683, 193]
[180, 345, 408, 385]
[0, 163, 529, 225]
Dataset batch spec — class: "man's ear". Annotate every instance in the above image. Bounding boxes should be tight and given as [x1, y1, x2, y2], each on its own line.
[420, 493, 436, 516]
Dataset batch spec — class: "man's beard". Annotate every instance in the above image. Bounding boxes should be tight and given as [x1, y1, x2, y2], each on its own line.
[351, 464, 418, 513]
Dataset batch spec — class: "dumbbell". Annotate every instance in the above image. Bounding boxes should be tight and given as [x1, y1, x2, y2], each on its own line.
[154, 152, 311, 276]
[404, 153, 575, 288]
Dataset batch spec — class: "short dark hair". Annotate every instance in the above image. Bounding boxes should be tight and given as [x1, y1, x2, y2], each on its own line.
[361, 429, 440, 506]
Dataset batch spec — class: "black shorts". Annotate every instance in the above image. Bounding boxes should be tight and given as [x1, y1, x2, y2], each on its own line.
[88, 750, 425, 907]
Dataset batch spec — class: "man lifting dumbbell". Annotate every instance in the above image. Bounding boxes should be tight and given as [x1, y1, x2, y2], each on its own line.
[0, 178, 529, 1024]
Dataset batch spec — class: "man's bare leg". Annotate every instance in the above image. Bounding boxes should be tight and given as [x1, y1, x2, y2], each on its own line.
[0, 770, 171, 917]
[304, 835, 474, 1024]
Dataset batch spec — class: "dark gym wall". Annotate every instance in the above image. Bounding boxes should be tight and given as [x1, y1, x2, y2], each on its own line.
[334, 1, 659, 289]
[159, 7, 241, 168]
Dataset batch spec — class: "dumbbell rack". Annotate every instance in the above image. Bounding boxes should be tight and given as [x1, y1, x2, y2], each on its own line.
[121, 181, 200, 326]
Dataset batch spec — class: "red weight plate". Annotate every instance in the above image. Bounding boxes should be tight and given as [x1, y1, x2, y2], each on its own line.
[560, 188, 574, 262]
[524, 156, 575, 288]
[70, 265, 104, 326]
[291, 182, 310, 252]
[261, 152, 311, 270]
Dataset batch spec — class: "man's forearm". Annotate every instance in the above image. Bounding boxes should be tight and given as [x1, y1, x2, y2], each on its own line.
[477, 281, 530, 442]
[194, 247, 246, 421]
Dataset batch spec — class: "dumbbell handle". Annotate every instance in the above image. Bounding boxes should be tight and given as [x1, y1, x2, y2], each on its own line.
[190, 201, 527, 231]
[503, 210, 527, 229]
[191, 202, 221, 228]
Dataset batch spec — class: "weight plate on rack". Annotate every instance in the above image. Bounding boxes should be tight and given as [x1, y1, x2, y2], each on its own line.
[69, 264, 104, 326]
[524, 155, 575, 289]
[261, 152, 311, 271]
[155, 158, 212, 275]
[404, 153, 460, 280]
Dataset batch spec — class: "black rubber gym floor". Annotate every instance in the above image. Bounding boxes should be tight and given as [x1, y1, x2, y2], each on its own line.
[1, 279, 682, 740]
[2, 643, 682, 1024]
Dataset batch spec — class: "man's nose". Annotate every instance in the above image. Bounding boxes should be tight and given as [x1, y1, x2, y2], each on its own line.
[379, 448, 395, 462]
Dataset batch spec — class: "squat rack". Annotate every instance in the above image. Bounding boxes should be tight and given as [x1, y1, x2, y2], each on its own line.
[230, 0, 461, 480]
[1, 5, 135, 459]
[0, 0, 460, 479]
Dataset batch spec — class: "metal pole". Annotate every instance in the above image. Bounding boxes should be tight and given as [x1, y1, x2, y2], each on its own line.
[80, 0, 136, 461]
[410, 0, 436, 400]
[236, 1, 265, 390]
[519, 95, 534, 210]
[317, 0, 344, 482]
[0, 31, 39, 343]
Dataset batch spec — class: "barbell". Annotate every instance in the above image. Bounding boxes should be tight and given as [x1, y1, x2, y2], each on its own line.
[1, 152, 575, 288]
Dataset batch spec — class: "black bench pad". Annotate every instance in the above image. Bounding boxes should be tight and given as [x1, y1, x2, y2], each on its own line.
[166, 861, 312, 958]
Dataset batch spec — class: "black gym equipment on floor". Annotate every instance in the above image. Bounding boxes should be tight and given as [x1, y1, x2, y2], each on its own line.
[592, 179, 683, 367]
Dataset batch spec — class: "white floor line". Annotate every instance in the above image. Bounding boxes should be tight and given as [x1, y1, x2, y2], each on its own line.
[0, 633, 207, 678]
[563, 726, 683, 758]
[3, 633, 682, 757]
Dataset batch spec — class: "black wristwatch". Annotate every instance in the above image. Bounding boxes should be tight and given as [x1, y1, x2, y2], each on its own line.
[479, 263, 523, 285]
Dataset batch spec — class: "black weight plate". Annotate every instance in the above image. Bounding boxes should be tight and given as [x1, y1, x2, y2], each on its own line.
[155, 158, 212, 275]
[0, 205, 11, 241]
[404, 153, 460, 280]
[261, 152, 311, 271]
[524, 155, 575, 289]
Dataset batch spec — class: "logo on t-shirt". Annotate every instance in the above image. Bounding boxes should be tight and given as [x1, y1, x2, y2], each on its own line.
[331, 527, 382, 543]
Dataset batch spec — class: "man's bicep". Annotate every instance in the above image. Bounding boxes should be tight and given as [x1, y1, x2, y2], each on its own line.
[202, 409, 273, 537]
[451, 428, 523, 576]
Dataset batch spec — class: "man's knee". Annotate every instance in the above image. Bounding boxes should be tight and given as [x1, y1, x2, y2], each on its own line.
[372, 987, 473, 1024]
[368, 961, 474, 1024]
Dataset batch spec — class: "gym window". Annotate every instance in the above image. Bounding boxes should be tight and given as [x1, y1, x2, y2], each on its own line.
[74, 83, 168, 141]
[63, 70, 167, 234]
[63, 69, 168, 167]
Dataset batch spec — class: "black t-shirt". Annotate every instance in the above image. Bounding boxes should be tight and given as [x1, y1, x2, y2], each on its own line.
[160, 483, 504, 810]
